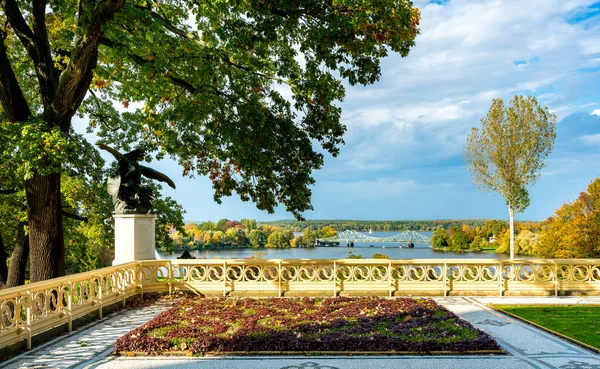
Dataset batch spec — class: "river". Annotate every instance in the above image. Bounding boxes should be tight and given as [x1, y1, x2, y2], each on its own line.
[157, 231, 512, 260]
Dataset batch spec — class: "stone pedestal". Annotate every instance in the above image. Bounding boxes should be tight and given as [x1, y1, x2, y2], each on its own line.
[113, 214, 156, 265]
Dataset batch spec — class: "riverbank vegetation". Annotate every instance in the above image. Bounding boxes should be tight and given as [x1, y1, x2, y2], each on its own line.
[166, 218, 337, 252]
[175, 176, 600, 259]
[115, 297, 501, 355]
[430, 220, 540, 254]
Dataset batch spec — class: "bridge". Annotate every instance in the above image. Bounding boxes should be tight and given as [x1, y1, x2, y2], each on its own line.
[318, 230, 431, 244]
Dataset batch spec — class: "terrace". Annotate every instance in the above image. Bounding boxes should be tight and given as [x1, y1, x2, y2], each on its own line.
[1, 258, 599, 368]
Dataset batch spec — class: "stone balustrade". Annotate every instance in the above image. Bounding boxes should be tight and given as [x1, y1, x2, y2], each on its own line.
[1, 258, 599, 351]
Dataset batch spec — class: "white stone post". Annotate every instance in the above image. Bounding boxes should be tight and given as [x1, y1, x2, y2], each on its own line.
[113, 214, 156, 265]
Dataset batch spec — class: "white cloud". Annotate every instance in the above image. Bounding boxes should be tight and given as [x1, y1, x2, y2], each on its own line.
[581, 134, 600, 145]
[320, 178, 454, 198]
[592, 109, 600, 117]
[580, 38, 600, 55]
[344, 99, 475, 129]
[335, 0, 600, 178]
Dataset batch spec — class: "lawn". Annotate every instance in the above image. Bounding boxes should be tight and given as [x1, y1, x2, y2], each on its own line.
[495, 305, 600, 350]
[115, 297, 501, 355]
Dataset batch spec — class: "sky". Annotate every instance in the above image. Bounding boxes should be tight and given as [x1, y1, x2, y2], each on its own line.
[81, 0, 600, 223]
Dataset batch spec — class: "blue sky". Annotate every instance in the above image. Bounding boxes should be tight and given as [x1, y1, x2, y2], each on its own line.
[84, 0, 600, 222]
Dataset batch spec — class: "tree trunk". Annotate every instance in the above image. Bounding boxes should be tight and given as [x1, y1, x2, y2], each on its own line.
[25, 172, 64, 282]
[508, 205, 515, 259]
[0, 235, 7, 288]
[6, 230, 29, 288]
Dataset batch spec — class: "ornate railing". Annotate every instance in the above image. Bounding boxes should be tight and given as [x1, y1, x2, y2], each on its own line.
[1, 258, 599, 351]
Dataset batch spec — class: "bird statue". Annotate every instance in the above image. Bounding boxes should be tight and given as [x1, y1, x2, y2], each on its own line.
[96, 142, 176, 214]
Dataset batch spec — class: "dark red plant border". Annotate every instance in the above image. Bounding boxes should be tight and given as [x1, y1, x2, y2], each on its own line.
[115, 297, 502, 355]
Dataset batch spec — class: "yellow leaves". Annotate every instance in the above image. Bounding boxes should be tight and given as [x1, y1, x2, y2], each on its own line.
[537, 178, 600, 258]
[92, 78, 108, 89]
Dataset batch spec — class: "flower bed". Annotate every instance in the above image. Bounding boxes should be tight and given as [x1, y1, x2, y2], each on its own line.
[115, 297, 501, 355]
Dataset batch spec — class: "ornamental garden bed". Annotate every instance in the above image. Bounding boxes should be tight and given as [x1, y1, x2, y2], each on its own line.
[115, 297, 502, 356]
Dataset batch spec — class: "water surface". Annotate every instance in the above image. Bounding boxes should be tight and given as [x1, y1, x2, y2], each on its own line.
[158, 231, 511, 260]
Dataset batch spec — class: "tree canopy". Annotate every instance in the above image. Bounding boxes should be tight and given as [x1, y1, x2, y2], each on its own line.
[536, 178, 600, 259]
[0, 0, 420, 282]
[463, 95, 556, 258]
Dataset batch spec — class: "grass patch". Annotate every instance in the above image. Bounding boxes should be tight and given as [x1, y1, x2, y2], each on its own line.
[495, 305, 600, 350]
[116, 297, 500, 355]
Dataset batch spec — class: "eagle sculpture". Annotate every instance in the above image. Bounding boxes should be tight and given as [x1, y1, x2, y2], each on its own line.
[97, 143, 176, 214]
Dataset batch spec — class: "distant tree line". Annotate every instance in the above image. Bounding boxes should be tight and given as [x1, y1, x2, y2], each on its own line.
[257, 219, 494, 232]
[167, 219, 338, 251]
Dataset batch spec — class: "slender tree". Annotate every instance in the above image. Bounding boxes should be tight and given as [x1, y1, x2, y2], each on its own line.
[463, 96, 556, 259]
[0, 0, 420, 281]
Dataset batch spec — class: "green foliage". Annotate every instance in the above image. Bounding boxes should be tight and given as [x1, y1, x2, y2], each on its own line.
[347, 254, 365, 259]
[83, 0, 420, 219]
[431, 228, 449, 249]
[248, 229, 267, 248]
[241, 219, 257, 231]
[463, 96, 556, 211]
[0, 0, 420, 282]
[301, 228, 317, 246]
[483, 220, 509, 238]
[372, 253, 389, 259]
[224, 227, 247, 247]
[215, 219, 229, 232]
[266, 230, 293, 248]
[449, 230, 470, 251]
[469, 236, 484, 252]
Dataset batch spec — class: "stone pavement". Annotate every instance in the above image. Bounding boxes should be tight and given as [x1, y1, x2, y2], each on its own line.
[1, 297, 599, 369]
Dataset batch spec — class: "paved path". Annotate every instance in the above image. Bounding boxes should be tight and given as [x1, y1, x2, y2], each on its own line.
[0, 299, 176, 369]
[1, 297, 599, 369]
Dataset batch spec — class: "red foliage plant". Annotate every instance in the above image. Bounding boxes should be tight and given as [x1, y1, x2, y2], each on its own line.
[115, 297, 500, 355]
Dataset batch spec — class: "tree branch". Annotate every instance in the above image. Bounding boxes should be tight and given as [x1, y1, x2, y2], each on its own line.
[0, 34, 31, 122]
[134, 3, 207, 48]
[61, 210, 88, 222]
[0, 0, 35, 49]
[2, 0, 58, 110]
[100, 37, 209, 95]
[87, 88, 118, 132]
[50, 0, 126, 131]
[32, 0, 58, 105]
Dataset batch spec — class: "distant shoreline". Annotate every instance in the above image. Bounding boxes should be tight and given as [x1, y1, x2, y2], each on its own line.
[185, 218, 539, 223]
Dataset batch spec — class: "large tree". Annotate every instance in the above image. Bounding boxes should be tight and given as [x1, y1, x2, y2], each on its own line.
[463, 96, 556, 259]
[0, 0, 420, 282]
[536, 178, 600, 259]
[0, 144, 185, 287]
